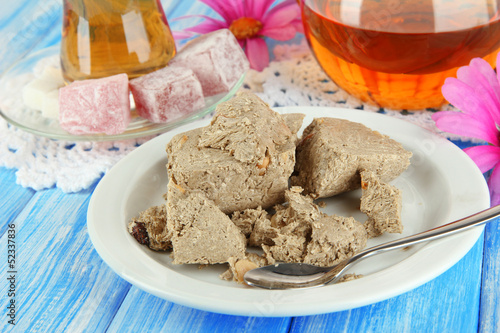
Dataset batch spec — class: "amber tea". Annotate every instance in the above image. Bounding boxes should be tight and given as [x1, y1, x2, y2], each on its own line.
[301, 0, 500, 109]
[61, 0, 176, 82]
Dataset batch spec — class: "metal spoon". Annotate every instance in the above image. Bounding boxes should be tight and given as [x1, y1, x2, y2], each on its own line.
[244, 205, 500, 289]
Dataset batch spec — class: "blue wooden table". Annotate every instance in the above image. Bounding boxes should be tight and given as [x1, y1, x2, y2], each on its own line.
[1, 1, 499, 332]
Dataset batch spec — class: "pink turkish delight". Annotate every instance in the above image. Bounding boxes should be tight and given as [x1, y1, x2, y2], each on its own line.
[169, 29, 249, 97]
[59, 73, 130, 135]
[129, 66, 205, 123]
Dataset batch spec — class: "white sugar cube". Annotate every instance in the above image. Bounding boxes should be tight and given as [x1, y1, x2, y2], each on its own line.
[39, 66, 65, 87]
[23, 67, 65, 113]
[41, 89, 60, 119]
[22, 79, 55, 111]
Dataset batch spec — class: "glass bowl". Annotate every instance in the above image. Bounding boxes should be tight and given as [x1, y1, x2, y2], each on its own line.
[0, 46, 245, 141]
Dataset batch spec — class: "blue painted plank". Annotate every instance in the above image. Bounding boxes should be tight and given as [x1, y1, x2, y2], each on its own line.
[290, 236, 483, 332]
[162, 0, 183, 17]
[0, 0, 62, 74]
[31, 23, 62, 53]
[479, 218, 500, 333]
[449, 139, 476, 150]
[0, 186, 131, 332]
[451, 140, 500, 332]
[0, 167, 35, 235]
[107, 287, 292, 333]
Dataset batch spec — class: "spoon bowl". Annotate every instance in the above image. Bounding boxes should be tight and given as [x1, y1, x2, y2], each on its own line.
[244, 205, 500, 289]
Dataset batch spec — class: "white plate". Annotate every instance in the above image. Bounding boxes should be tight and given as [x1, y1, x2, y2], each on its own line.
[87, 106, 490, 317]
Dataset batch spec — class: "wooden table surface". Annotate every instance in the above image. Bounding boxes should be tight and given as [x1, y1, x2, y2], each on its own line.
[1, 1, 499, 332]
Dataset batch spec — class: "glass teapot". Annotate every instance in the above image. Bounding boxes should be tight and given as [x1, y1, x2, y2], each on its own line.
[300, 0, 500, 109]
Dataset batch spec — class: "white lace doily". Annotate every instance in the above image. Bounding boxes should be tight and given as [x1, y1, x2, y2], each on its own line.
[0, 39, 470, 193]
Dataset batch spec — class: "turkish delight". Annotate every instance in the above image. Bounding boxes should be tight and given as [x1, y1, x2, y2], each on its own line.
[169, 29, 249, 96]
[59, 73, 130, 135]
[129, 66, 205, 123]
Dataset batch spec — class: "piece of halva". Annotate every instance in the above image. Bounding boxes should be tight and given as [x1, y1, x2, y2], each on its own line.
[128, 204, 171, 251]
[166, 93, 301, 214]
[220, 253, 270, 283]
[303, 215, 367, 267]
[260, 187, 323, 263]
[198, 91, 294, 164]
[291, 117, 412, 198]
[231, 206, 270, 238]
[249, 186, 320, 249]
[360, 170, 403, 237]
[167, 189, 246, 265]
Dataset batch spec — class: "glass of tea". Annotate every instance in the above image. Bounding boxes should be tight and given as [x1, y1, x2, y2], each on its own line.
[60, 0, 176, 82]
[300, 0, 500, 110]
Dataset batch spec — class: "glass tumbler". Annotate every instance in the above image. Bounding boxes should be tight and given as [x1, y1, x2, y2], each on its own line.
[60, 0, 176, 82]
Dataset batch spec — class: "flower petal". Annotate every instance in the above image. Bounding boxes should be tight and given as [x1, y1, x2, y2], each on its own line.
[488, 162, 500, 206]
[464, 145, 500, 173]
[184, 22, 228, 34]
[496, 51, 500, 92]
[232, 0, 246, 17]
[172, 30, 195, 41]
[237, 38, 246, 49]
[470, 58, 500, 103]
[199, 0, 242, 23]
[262, 0, 298, 17]
[245, 37, 270, 71]
[260, 24, 297, 40]
[432, 111, 499, 145]
[262, 1, 301, 29]
[174, 14, 228, 26]
[183, 16, 229, 34]
[291, 18, 305, 34]
[246, 0, 275, 20]
[457, 58, 500, 124]
[441, 77, 497, 126]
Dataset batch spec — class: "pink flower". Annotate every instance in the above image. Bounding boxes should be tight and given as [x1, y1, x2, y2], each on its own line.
[172, 31, 195, 41]
[178, 0, 303, 71]
[432, 53, 500, 206]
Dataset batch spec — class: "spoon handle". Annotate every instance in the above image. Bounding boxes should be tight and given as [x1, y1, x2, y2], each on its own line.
[350, 204, 500, 264]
